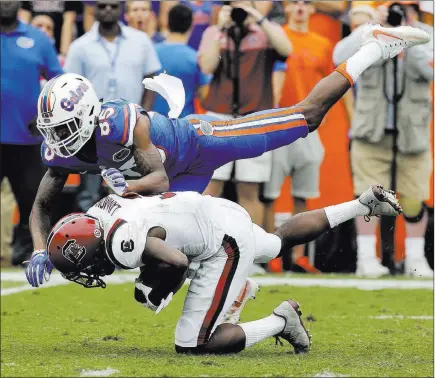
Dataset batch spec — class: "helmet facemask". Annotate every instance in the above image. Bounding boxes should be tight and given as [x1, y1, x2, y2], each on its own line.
[61, 244, 115, 289]
[37, 105, 97, 158]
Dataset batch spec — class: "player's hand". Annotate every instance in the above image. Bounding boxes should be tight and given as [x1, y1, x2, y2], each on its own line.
[235, 3, 263, 23]
[25, 250, 54, 288]
[101, 167, 128, 197]
[134, 280, 173, 314]
[218, 5, 232, 29]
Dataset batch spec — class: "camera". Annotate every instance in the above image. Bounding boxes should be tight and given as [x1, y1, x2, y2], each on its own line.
[387, 2, 406, 27]
[231, 7, 248, 25]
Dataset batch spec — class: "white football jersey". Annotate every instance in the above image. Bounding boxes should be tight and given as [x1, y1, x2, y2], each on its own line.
[86, 192, 244, 269]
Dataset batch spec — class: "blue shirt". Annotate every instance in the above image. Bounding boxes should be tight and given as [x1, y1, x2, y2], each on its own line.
[152, 43, 210, 118]
[1, 21, 63, 144]
[64, 22, 161, 105]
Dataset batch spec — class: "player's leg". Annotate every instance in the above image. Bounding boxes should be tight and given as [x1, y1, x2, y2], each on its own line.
[298, 24, 431, 131]
[191, 24, 430, 171]
[397, 150, 433, 277]
[252, 185, 402, 266]
[8, 145, 46, 265]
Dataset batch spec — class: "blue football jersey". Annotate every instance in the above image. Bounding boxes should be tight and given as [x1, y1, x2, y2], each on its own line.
[41, 99, 200, 180]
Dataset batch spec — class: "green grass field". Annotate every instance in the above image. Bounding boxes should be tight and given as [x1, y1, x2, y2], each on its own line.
[1, 272, 433, 377]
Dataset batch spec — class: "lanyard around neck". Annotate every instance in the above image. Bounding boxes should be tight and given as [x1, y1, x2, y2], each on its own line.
[99, 36, 121, 71]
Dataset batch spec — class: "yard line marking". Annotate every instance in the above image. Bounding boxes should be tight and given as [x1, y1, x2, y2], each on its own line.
[80, 368, 119, 377]
[1, 272, 433, 296]
[369, 315, 434, 320]
[314, 372, 345, 377]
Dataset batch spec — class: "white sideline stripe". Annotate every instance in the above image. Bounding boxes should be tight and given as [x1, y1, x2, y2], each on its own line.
[369, 315, 433, 320]
[80, 368, 119, 377]
[314, 372, 345, 377]
[1, 272, 433, 296]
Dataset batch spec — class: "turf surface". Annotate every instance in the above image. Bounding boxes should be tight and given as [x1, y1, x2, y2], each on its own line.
[1, 276, 433, 377]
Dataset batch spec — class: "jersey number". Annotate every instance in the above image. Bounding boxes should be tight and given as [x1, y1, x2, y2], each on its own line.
[98, 107, 115, 136]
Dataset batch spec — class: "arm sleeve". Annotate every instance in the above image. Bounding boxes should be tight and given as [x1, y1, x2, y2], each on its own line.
[142, 37, 162, 77]
[63, 42, 84, 76]
[332, 25, 363, 66]
[42, 36, 64, 79]
[105, 221, 147, 269]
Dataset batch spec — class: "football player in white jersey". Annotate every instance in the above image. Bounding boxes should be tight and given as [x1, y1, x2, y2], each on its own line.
[44, 185, 401, 355]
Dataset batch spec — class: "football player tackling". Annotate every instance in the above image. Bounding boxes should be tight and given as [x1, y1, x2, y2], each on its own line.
[46, 185, 402, 354]
[26, 23, 430, 287]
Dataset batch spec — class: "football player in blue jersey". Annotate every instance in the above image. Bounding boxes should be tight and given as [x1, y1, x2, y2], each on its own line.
[26, 23, 431, 287]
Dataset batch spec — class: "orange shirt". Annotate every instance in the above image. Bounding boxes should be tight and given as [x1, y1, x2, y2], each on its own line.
[309, 12, 342, 47]
[279, 26, 334, 107]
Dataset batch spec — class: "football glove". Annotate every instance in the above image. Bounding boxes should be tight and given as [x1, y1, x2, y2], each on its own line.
[134, 280, 173, 315]
[25, 250, 54, 288]
[101, 167, 128, 196]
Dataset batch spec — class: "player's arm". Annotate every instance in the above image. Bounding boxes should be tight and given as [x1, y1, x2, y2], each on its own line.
[142, 236, 189, 304]
[30, 168, 68, 250]
[125, 115, 170, 195]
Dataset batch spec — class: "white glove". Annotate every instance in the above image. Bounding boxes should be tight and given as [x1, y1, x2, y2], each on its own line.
[101, 167, 128, 196]
[135, 281, 173, 315]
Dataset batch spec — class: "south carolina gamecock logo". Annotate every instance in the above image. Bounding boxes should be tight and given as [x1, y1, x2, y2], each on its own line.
[62, 239, 86, 263]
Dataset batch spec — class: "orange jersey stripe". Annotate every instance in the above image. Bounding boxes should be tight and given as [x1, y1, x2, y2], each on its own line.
[212, 119, 306, 137]
[121, 105, 129, 145]
[209, 107, 304, 128]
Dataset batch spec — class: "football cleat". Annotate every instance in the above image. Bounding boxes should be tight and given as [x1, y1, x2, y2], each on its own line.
[359, 184, 402, 222]
[360, 23, 431, 60]
[273, 299, 311, 354]
[223, 278, 260, 324]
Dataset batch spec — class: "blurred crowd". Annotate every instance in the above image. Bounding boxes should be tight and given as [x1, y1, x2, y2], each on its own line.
[1, 0, 434, 278]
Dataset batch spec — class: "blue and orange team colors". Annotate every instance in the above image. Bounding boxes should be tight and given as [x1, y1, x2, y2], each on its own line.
[41, 98, 309, 192]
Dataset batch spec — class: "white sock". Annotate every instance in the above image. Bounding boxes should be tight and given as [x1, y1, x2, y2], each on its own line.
[239, 314, 285, 348]
[356, 235, 377, 262]
[336, 42, 382, 84]
[405, 237, 425, 261]
[324, 200, 369, 229]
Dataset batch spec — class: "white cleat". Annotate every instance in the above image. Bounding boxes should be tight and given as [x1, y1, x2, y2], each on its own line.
[361, 23, 431, 59]
[356, 258, 390, 278]
[273, 299, 311, 354]
[222, 278, 260, 324]
[405, 258, 434, 279]
[359, 184, 402, 221]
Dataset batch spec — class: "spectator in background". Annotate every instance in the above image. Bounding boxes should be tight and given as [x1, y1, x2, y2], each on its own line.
[309, 0, 347, 47]
[0, 1, 63, 265]
[349, 1, 377, 31]
[200, 2, 291, 235]
[65, 0, 161, 109]
[64, 0, 161, 212]
[125, 0, 163, 43]
[19, 1, 81, 56]
[152, 4, 210, 118]
[264, 0, 326, 274]
[83, 0, 127, 32]
[159, 1, 222, 50]
[333, 1, 434, 278]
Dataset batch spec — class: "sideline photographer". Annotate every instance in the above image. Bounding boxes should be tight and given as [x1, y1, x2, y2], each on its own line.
[333, 1, 433, 278]
[198, 1, 291, 231]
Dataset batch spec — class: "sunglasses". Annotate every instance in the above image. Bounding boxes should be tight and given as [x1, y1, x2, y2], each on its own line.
[97, 3, 120, 10]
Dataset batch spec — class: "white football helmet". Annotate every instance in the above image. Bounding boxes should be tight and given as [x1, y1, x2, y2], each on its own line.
[37, 73, 101, 157]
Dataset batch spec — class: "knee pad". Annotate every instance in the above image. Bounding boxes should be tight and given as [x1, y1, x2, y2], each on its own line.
[400, 197, 425, 223]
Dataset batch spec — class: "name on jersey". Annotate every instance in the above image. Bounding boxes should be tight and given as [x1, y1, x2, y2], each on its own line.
[60, 82, 89, 112]
[94, 196, 121, 215]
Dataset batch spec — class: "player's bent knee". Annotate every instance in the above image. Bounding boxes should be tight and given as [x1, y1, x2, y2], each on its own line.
[400, 198, 425, 222]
